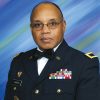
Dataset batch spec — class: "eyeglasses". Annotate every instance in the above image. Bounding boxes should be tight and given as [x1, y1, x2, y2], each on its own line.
[30, 19, 63, 31]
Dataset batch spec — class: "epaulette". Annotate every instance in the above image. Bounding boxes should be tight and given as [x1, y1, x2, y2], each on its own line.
[85, 52, 97, 59]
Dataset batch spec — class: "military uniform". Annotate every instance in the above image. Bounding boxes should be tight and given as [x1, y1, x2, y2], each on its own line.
[4, 40, 100, 100]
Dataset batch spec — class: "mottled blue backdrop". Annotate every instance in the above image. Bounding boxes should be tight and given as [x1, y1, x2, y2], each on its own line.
[0, 0, 100, 100]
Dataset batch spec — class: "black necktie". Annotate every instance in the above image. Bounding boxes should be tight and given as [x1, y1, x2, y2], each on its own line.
[33, 49, 54, 60]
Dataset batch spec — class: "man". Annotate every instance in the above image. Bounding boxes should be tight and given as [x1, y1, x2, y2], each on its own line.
[4, 1, 100, 100]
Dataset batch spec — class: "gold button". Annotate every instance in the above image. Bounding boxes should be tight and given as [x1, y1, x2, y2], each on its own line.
[14, 96, 19, 100]
[35, 89, 39, 94]
[13, 87, 16, 91]
[57, 89, 62, 93]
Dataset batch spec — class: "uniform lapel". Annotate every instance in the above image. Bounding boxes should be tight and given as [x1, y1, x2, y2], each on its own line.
[23, 50, 39, 82]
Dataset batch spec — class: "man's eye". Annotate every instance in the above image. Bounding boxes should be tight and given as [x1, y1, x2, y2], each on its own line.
[49, 21, 57, 26]
[33, 23, 42, 28]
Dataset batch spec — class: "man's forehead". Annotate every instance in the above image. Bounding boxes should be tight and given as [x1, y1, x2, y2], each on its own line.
[31, 3, 62, 21]
[34, 3, 60, 12]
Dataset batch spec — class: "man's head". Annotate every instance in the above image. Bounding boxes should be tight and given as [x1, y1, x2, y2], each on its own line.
[30, 2, 66, 50]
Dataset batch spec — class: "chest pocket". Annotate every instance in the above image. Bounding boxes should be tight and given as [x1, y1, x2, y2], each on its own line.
[44, 79, 74, 95]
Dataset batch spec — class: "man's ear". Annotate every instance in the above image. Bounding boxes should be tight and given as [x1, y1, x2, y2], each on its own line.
[63, 20, 66, 32]
[30, 23, 32, 32]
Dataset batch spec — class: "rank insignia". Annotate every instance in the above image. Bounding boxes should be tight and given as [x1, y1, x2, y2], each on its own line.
[85, 52, 97, 59]
[49, 69, 72, 79]
[17, 72, 22, 78]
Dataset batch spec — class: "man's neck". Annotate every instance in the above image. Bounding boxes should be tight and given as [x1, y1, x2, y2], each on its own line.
[37, 41, 62, 52]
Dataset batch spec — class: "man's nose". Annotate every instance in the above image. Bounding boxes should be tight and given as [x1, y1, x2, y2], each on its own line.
[42, 24, 50, 33]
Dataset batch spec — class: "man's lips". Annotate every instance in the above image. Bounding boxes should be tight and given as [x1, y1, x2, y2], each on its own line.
[41, 37, 53, 43]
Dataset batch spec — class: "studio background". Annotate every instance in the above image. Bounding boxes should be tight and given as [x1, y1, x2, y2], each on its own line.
[0, 0, 100, 100]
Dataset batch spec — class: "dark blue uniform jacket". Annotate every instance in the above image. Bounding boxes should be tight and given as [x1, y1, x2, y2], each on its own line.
[4, 40, 100, 100]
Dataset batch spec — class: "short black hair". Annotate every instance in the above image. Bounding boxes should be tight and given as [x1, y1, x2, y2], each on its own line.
[30, 1, 64, 22]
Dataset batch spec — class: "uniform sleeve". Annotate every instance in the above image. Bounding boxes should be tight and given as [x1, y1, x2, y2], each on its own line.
[76, 57, 100, 100]
[4, 54, 23, 100]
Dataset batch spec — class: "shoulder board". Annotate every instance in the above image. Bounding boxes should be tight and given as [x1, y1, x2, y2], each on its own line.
[85, 52, 97, 59]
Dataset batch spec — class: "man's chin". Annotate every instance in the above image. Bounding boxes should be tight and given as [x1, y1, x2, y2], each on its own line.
[39, 46, 54, 50]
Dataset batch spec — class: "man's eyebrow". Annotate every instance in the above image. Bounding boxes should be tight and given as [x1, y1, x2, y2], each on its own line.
[32, 20, 42, 22]
[48, 19, 58, 21]
[32, 18, 59, 23]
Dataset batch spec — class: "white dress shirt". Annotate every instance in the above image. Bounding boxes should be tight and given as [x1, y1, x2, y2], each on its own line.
[37, 43, 61, 75]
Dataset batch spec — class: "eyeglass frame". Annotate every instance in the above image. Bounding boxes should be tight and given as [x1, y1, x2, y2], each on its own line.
[30, 19, 64, 31]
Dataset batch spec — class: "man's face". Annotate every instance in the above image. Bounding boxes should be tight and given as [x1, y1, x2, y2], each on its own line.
[30, 4, 66, 50]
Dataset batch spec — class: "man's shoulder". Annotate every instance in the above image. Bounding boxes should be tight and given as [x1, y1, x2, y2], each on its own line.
[57, 40, 98, 64]
[69, 46, 98, 63]
[13, 48, 36, 60]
